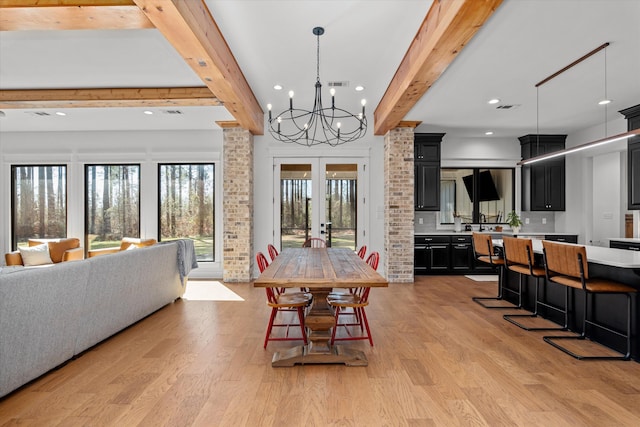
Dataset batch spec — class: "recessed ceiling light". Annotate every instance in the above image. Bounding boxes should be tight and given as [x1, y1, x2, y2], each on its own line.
[488, 98, 500, 104]
[273, 84, 283, 90]
[143, 110, 153, 115]
[55, 111, 66, 116]
[355, 85, 365, 92]
[485, 131, 494, 135]
[598, 99, 612, 105]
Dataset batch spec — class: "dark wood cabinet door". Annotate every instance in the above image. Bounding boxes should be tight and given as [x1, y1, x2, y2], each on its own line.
[545, 159, 565, 210]
[414, 134, 443, 161]
[415, 162, 440, 210]
[530, 165, 547, 210]
[451, 243, 473, 271]
[430, 244, 450, 270]
[629, 141, 640, 209]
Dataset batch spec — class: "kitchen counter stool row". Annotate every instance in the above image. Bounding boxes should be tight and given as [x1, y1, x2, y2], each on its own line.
[471, 233, 639, 361]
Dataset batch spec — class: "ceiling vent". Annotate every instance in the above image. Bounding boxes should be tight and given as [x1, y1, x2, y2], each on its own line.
[327, 81, 349, 87]
[162, 110, 183, 115]
[30, 111, 51, 116]
[495, 104, 520, 110]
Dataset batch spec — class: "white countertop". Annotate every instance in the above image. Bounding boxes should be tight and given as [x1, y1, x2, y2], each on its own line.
[494, 239, 640, 269]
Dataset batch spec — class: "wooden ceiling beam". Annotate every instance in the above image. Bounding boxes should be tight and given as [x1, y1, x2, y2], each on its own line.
[374, 0, 503, 135]
[0, 87, 221, 109]
[0, 1, 154, 30]
[133, 0, 263, 135]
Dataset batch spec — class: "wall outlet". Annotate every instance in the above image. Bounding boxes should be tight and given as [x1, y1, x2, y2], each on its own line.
[542, 217, 547, 224]
[525, 218, 530, 224]
[419, 217, 423, 224]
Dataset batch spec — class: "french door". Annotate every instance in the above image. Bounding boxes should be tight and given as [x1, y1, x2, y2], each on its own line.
[274, 157, 367, 250]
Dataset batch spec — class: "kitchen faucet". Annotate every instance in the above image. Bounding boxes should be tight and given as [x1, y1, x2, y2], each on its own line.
[479, 213, 486, 231]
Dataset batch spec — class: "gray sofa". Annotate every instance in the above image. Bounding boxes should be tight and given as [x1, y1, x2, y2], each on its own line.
[0, 242, 188, 398]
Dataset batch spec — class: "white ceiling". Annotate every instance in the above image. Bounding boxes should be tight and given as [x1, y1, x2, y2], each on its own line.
[0, 0, 639, 140]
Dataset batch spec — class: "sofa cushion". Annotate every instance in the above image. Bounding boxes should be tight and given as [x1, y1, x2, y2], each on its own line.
[19, 243, 53, 266]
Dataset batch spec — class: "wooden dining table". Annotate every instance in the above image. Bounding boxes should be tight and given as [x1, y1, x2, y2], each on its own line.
[254, 247, 388, 366]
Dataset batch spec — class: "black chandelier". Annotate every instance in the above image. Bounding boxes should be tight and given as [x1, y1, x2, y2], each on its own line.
[267, 27, 367, 147]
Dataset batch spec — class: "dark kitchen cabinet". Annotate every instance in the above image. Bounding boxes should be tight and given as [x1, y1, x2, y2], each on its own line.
[414, 235, 450, 273]
[629, 141, 640, 209]
[414, 137, 441, 161]
[620, 104, 640, 210]
[414, 133, 443, 211]
[414, 234, 485, 275]
[415, 163, 440, 210]
[544, 234, 578, 244]
[610, 240, 640, 251]
[519, 134, 566, 211]
[450, 235, 474, 272]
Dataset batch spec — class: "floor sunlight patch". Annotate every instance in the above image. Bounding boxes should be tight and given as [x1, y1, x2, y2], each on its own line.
[183, 280, 244, 301]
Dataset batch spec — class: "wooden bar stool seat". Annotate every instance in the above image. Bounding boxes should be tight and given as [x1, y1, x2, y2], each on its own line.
[542, 240, 637, 360]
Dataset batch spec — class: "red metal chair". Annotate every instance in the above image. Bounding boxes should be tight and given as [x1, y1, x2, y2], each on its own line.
[357, 245, 367, 259]
[302, 237, 326, 248]
[267, 244, 279, 261]
[327, 251, 379, 346]
[257, 252, 311, 349]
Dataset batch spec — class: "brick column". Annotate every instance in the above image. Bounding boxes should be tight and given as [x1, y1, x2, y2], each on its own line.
[384, 127, 414, 283]
[221, 124, 253, 282]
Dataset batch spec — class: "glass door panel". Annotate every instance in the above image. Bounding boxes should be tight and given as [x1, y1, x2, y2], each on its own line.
[324, 163, 357, 249]
[280, 164, 312, 248]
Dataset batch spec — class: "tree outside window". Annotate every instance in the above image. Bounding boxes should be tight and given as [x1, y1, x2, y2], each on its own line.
[11, 165, 67, 249]
[85, 164, 140, 251]
[158, 164, 215, 262]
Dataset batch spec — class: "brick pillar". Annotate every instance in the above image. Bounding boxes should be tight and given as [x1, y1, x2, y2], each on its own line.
[384, 127, 414, 283]
[222, 124, 253, 282]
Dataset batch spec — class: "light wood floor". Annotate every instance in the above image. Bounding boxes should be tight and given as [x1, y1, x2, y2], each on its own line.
[2, 276, 640, 426]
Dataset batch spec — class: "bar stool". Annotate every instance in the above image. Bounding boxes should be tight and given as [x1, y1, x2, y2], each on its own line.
[471, 233, 516, 309]
[502, 236, 568, 331]
[542, 240, 637, 360]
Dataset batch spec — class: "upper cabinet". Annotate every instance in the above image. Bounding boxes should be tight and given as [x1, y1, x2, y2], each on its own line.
[620, 104, 640, 210]
[519, 134, 567, 211]
[414, 133, 444, 211]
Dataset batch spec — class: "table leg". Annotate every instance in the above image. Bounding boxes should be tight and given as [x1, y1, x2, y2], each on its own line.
[271, 287, 368, 367]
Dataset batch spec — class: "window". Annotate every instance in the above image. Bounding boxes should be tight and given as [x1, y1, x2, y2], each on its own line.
[86, 164, 140, 251]
[11, 165, 67, 249]
[159, 163, 215, 262]
[440, 168, 514, 224]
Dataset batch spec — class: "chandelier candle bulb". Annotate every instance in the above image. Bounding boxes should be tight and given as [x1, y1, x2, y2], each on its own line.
[330, 88, 336, 109]
[267, 104, 272, 121]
